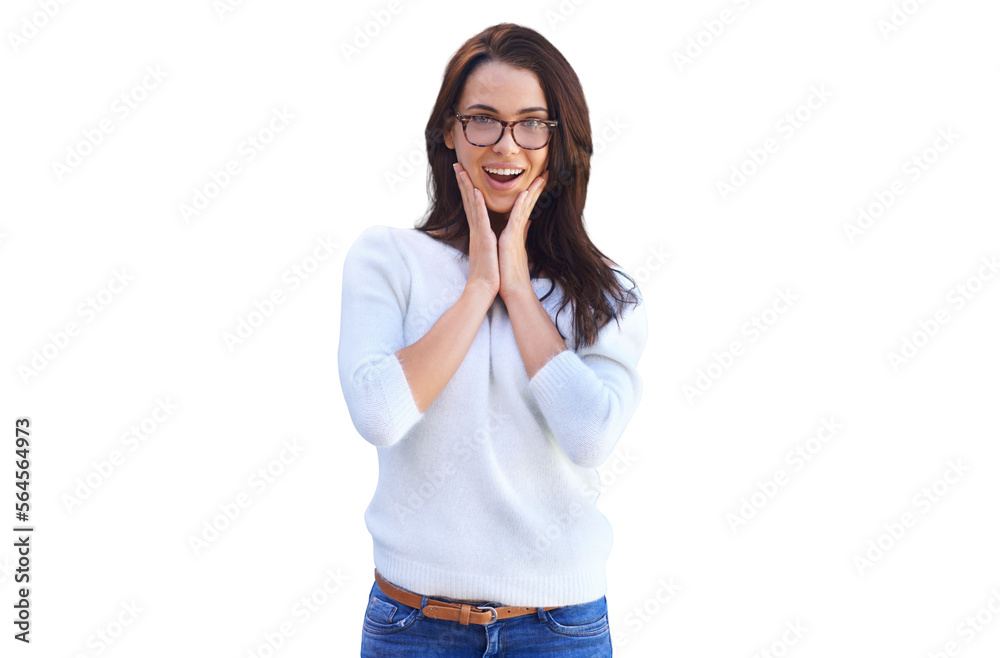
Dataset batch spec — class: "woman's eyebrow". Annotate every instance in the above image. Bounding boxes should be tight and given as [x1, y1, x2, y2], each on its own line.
[466, 104, 548, 115]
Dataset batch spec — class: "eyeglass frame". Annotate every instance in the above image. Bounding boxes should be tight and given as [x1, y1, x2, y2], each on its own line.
[452, 110, 558, 150]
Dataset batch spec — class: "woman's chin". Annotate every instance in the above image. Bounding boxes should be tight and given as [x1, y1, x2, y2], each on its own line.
[483, 197, 516, 214]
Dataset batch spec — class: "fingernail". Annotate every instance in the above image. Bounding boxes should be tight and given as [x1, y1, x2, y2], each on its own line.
[452, 163, 458, 171]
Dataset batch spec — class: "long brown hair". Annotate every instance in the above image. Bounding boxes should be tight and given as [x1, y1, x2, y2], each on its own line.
[416, 22, 639, 349]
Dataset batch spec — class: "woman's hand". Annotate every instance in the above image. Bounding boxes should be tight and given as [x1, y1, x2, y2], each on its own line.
[453, 162, 500, 299]
[498, 170, 549, 302]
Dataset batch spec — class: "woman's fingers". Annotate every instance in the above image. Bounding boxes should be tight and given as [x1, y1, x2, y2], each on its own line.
[453, 161, 500, 295]
[453, 163, 472, 221]
[473, 187, 489, 228]
[454, 163, 488, 236]
[529, 170, 550, 207]
[508, 170, 549, 231]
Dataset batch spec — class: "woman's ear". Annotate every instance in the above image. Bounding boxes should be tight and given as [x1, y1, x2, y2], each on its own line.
[442, 118, 455, 150]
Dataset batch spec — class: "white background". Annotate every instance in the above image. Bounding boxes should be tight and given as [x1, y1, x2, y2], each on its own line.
[2, 0, 999, 656]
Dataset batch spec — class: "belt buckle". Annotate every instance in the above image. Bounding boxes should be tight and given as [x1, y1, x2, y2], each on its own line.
[476, 605, 498, 625]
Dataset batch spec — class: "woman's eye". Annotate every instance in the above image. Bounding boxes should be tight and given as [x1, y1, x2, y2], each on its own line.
[524, 120, 542, 129]
[471, 115, 494, 125]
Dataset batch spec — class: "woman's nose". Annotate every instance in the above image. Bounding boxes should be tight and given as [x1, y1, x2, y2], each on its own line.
[492, 126, 519, 154]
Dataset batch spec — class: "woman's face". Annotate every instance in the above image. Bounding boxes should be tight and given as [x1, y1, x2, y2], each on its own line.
[444, 61, 551, 217]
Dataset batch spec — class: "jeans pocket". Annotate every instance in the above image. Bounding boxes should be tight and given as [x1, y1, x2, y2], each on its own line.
[542, 596, 610, 637]
[362, 582, 420, 635]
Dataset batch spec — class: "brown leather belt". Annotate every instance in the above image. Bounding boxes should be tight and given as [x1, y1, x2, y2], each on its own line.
[374, 569, 559, 626]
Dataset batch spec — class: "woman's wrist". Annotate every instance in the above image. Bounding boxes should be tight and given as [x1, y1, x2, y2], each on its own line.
[463, 280, 498, 309]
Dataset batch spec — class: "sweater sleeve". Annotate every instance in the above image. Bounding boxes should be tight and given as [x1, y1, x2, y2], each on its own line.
[337, 226, 423, 448]
[528, 274, 648, 468]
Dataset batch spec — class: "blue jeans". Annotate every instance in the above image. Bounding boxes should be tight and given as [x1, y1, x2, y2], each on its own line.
[360, 578, 613, 656]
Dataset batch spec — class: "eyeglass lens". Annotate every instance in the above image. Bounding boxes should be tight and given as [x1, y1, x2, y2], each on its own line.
[466, 116, 550, 149]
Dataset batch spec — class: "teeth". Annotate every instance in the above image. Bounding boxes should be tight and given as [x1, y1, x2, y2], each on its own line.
[484, 167, 524, 176]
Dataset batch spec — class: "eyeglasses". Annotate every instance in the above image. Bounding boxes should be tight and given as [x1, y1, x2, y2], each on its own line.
[453, 111, 558, 150]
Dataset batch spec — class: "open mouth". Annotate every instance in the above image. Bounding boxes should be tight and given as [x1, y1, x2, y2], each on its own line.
[483, 167, 524, 183]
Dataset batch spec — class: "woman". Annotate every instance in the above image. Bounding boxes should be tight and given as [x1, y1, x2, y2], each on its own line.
[338, 22, 647, 656]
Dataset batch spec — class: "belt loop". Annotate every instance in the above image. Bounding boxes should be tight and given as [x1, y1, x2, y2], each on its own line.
[418, 594, 428, 620]
[536, 606, 546, 622]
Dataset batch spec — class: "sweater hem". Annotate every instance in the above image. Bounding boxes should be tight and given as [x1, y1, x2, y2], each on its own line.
[372, 545, 608, 607]
[528, 348, 585, 409]
[379, 352, 423, 443]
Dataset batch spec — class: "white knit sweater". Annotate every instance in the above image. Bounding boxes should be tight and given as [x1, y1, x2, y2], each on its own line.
[337, 225, 647, 607]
